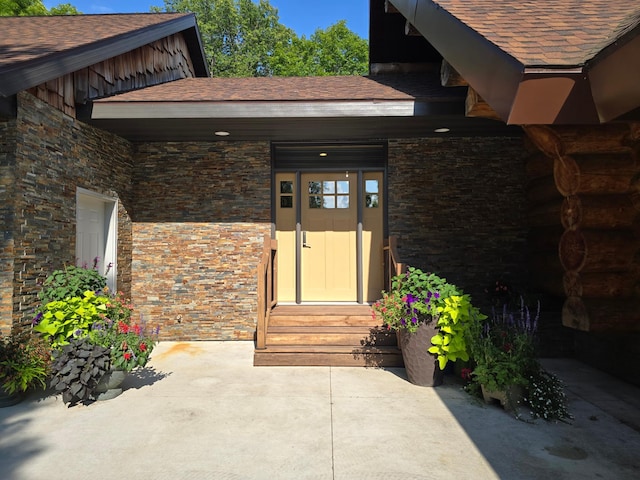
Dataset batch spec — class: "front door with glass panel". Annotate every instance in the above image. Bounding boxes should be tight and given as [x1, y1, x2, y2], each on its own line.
[275, 171, 383, 304]
[301, 173, 357, 301]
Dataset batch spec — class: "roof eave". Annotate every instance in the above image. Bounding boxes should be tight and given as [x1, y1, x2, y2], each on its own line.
[86, 99, 463, 120]
[0, 14, 208, 98]
[389, 0, 523, 122]
[390, 0, 640, 125]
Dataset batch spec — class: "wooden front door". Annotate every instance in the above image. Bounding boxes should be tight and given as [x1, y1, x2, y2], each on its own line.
[301, 172, 357, 301]
[275, 171, 384, 304]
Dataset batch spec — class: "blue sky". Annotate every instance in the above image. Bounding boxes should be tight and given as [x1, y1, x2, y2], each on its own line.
[43, 1, 370, 38]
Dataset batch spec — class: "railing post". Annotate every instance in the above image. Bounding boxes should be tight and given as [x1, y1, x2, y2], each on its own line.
[256, 263, 267, 349]
[256, 235, 277, 350]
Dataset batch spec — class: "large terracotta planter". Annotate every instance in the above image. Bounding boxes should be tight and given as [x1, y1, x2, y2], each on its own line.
[397, 322, 443, 387]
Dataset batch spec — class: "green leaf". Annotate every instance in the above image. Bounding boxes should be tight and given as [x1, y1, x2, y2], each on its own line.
[438, 356, 448, 370]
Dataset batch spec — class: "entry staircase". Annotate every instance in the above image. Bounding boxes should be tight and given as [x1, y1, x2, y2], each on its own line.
[253, 305, 402, 366]
[254, 235, 406, 367]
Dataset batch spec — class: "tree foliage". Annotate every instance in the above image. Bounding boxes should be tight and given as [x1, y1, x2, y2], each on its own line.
[0, 0, 81, 15]
[272, 20, 369, 76]
[48, 2, 80, 14]
[153, 0, 368, 77]
[0, 0, 47, 15]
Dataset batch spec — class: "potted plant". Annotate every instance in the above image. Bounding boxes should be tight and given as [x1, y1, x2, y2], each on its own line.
[34, 265, 159, 406]
[372, 267, 483, 386]
[0, 329, 50, 407]
[466, 300, 539, 411]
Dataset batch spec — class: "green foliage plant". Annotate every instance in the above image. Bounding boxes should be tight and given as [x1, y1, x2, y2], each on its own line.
[466, 300, 539, 392]
[34, 290, 109, 348]
[372, 266, 484, 370]
[428, 294, 486, 370]
[38, 264, 107, 305]
[49, 337, 111, 405]
[0, 329, 50, 394]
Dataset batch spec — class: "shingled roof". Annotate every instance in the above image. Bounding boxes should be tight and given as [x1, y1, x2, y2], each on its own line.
[388, 0, 640, 124]
[434, 0, 640, 67]
[93, 75, 465, 103]
[0, 13, 208, 97]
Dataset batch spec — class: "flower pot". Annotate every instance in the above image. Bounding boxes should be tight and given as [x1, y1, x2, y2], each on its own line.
[481, 384, 524, 412]
[93, 369, 127, 401]
[397, 322, 443, 387]
[0, 385, 25, 408]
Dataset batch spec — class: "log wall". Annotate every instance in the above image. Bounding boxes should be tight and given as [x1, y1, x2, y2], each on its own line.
[524, 124, 640, 333]
[27, 33, 196, 118]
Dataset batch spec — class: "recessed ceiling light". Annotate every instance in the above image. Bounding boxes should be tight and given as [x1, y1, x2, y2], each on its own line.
[434, 128, 450, 133]
[214, 131, 230, 136]
[319, 152, 328, 157]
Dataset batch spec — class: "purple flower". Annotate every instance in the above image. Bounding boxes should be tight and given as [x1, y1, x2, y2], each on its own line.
[405, 294, 417, 305]
[32, 312, 43, 325]
[433, 292, 440, 299]
[411, 317, 418, 324]
[400, 318, 407, 326]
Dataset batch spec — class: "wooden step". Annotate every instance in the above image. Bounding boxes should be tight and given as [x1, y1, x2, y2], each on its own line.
[269, 315, 380, 327]
[269, 305, 379, 326]
[254, 345, 403, 367]
[266, 326, 396, 346]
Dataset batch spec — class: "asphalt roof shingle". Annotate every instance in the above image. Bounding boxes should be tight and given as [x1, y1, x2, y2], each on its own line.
[95, 74, 466, 103]
[0, 13, 191, 68]
[433, 0, 640, 66]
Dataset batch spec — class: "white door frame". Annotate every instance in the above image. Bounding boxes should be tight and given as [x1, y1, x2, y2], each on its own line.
[76, 188, 118, 292]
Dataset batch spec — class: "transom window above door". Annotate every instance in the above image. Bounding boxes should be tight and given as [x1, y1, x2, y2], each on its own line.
[308, 180, 350, 209]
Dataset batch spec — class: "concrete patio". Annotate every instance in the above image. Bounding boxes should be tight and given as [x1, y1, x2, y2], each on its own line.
[1, 341, 639, 480]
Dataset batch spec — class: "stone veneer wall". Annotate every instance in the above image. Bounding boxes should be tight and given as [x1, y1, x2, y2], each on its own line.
[131, 142, 271, 340]
[5, 92, 133, 327]
[387, 136, 530, 307]
[0, 118, 17, 332]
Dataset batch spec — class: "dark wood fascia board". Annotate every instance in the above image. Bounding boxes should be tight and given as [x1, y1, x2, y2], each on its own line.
[0, 15, 208, 97]
[179, 22, 210, 77]
[83, 115, 522, 142]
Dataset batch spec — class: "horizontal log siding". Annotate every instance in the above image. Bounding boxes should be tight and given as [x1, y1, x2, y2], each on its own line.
[387, 136, 530, 308]
[130, 142, 271, 341]
[7, 92, 133, 327]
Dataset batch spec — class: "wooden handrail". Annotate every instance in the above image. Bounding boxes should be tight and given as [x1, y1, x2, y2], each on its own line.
[383, 236, 406, 291]
[256, 234, 277, 350]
